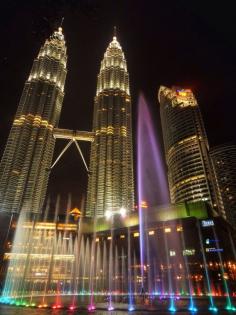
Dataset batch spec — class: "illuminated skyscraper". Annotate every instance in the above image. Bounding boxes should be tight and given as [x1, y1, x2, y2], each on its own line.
[86, 32, 134, 217]
[210, 143, 236, 225]
[158, 86, 217, 208]
[0, 28, 67, 214]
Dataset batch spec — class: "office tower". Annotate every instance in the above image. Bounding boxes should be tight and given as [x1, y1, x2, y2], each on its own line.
[158, 86, 217, 207]
[0, 28, 67, 214]
[86, 32, 134, 217]
[210, 143, 236, 226]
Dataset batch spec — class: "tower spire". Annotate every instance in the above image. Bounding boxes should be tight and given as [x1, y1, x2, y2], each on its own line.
[60, 17, 64, 28]
[113, 26, 117, 39]
[58, 17, 64, 35]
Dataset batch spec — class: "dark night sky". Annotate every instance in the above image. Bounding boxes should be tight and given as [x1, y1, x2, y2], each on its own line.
[0, 1, 236, 210]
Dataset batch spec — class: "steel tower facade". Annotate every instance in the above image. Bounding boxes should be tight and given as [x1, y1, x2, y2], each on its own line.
[158, 86, 217, 207]
[0, 27, 67, 214]
[86, 33, 134, 217]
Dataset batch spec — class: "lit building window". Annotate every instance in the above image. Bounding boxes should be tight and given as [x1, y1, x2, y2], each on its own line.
[148, 230, 155, 235]
[107, 236, 112, 240]
[96, 238, 99, 242]
[140, 201, 148, 208]
[170, 250, 176, 256]
[183, 249, 195, 256]
[164, 227, 171, 233]
[177, 226, 183, 232]
[120, 235, 125, 239]
[133, 232, 139, 237]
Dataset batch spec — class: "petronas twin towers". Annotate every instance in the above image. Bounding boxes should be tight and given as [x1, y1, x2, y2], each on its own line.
[0, 27, 134, 218]
[87, 34, 134, 217]
[0, 28, 67, 214]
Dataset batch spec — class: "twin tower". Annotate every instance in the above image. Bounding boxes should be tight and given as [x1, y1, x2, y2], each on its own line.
[0, 27, 134, 217]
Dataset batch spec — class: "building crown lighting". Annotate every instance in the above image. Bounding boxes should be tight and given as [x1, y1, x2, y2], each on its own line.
[96, 32, 129, 95]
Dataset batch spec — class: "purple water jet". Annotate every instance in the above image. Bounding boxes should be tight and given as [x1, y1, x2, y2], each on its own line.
[137, 93, 169, 289]
[137, 93, 169, 206]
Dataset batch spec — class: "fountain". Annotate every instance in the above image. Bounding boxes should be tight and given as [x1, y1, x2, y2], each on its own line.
[137, 93, 170, 293]
[1, 94, 236, 313]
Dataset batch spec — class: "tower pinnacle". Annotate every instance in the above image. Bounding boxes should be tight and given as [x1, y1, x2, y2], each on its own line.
[60, 17, 64, 28]
[113, 26, 117, 40]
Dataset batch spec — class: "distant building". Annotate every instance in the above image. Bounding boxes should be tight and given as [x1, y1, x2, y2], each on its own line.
[86, 32, 134, 217]
[210, 143, 236, 227]
[0, 28, 67, 214]
[158, 86, 218, 211]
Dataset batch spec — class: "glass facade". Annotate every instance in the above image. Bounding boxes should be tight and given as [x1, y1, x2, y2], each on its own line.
[158, 86, 217, 207]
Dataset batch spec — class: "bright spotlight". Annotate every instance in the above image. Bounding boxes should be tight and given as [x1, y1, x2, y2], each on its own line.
[105, 210, 112, 220]
[120, 207, 127, 218]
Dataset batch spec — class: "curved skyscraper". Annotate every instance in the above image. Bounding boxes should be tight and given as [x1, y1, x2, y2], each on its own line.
[86, 32, 134, 217]
[158, 86, 217, 208]
[0, 27, 67, 214]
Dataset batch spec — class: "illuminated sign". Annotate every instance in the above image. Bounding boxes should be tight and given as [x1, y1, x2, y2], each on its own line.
[205, 238, 219, 245]
[206, 248, 223, 253]
[201, 220, 214, 227]
[176, 89, 192, 97]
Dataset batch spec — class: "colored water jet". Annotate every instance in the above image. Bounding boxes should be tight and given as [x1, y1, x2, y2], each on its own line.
[108, 302, 114, 311]
[128, 305, 135, 312]
[212, 226, 234, 311]
[137, 93, 169, 290]
[128, 227, 134, 311]
[197, 220, 217, 311]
